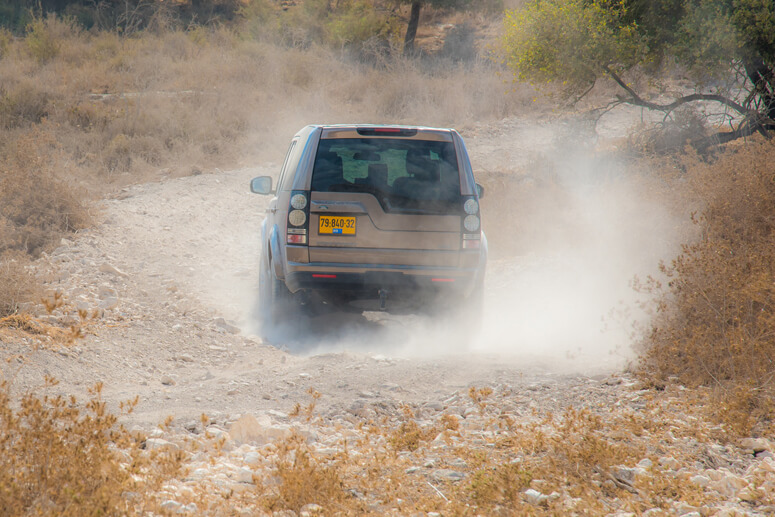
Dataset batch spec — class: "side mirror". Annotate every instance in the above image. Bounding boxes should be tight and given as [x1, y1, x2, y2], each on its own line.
[250, 176, 273, 195]
[475, 183, 485, 199]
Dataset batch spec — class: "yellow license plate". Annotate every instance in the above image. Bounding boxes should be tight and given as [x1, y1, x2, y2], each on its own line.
[318, 215, 356, 235]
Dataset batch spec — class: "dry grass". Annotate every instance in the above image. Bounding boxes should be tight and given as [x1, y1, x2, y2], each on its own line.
[0, 379, 182, 516]
[213, 384, 742, 515]
[636, 138, 775, 434]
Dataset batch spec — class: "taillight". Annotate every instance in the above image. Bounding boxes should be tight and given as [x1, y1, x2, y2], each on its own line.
[287, 190, 310, 245]
[461, 195, 481, 249]
[356, 127, 418, 137]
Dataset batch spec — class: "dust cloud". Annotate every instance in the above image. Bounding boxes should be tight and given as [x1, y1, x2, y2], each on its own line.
[474, 150, 681, 373]
[219, 123, 682, 375]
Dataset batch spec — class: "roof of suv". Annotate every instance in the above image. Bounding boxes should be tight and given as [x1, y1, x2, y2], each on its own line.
[314, 125, 456, 142]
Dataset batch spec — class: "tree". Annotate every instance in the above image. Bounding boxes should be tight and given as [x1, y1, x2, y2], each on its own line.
[501, 0, 775, 150]
[400, 0, 497, 56]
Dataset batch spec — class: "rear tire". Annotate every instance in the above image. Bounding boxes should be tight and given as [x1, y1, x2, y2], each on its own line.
[457, 281, 483, 333]
[259, 250, 294, 337]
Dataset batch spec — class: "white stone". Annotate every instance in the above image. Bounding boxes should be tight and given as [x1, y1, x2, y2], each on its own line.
[234, 467, 255, 484]
[214, 317, 240, 334]
[524, 488, 548, 505]
[160, 500, 182, 512]
[658, 456, 679, 470]
[741, 437, 770, 452]
[244, 451, 261, 466]
[99, 262, 128, 277]
[206, 426, 231, 441]
[146, 438, 179, 452]
[300, 504, 323, 516]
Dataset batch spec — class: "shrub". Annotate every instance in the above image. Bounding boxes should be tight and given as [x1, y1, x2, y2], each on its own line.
[0, 251, 40, 317]
[326, 0, 399, 50]
[24, 15, 64, 64]
[262, 433, 346, 513]
[0, 380, 181, 516]
[0, 80, 50, 128]
[0, 128, 90, 258]
[637, 139, 775, 431]
[0, 27, 11, 57]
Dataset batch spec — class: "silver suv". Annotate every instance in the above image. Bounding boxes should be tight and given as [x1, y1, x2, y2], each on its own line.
[250, 125, 486, 334]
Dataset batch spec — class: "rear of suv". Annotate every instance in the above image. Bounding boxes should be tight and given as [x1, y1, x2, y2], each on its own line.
[250, 125, 486, 333]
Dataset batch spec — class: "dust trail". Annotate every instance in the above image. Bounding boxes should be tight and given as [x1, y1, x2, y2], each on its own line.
[278, 146, 680, 373]
[472, 148, 681, 372]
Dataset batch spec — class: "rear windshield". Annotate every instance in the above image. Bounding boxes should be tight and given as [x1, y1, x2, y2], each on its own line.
[311, 138, 461, 214]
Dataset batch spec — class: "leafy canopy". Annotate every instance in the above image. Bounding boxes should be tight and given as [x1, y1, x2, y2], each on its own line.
[501, 0, 643, 95]
[500, 0, 775, 146]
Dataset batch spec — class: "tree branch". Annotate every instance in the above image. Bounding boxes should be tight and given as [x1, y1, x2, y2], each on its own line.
[601, 64, 774, 149]
[601, 65, 750, 117]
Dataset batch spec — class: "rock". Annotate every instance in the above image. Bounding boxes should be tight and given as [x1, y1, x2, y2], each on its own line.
[424, 402, 443, 411]
[206, 426, 231, 442]
[273, 510, 297, 517]
[187, 468, 210, 480]
[709, 473, 747, 498]
[233, 467, 255, 484]
[214, 317, 240, 334]
[738, 486, 760, 502]
[98, 286, 116, 299]
[99, 262, 128, 277]
[244, 451, 261, 466]
[229, 414, 271, 445]
[431, 469, 466, 482]
[99, 297, 119, 310]
[160, 500, 182, 512]
[741, 437, 770, 453]
[759, 457, 775, 473]
[690, 475, 710, 487]
[612, 466, 637, 485]
[145, 438, 180, 452]
[161, 375, 176, 386]
[463, 407, 479, 419]
[637, 458, 653, 469]
[300, 504, 323, 516]
[524, 488, 548, 505]
[448, 458, 468, 469]
[658, 456, 680, 470]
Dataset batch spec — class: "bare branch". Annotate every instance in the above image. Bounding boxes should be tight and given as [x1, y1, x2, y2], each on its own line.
[602, 65, 751, 117]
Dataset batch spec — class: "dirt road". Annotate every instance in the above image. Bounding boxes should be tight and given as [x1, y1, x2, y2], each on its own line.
[8, 115, 649, 427]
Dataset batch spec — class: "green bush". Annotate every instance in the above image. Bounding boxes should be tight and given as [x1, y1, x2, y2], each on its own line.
[25, 16, 61, 63]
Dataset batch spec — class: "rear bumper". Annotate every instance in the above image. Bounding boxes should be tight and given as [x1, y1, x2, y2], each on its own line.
[284, 261, 482, 298]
